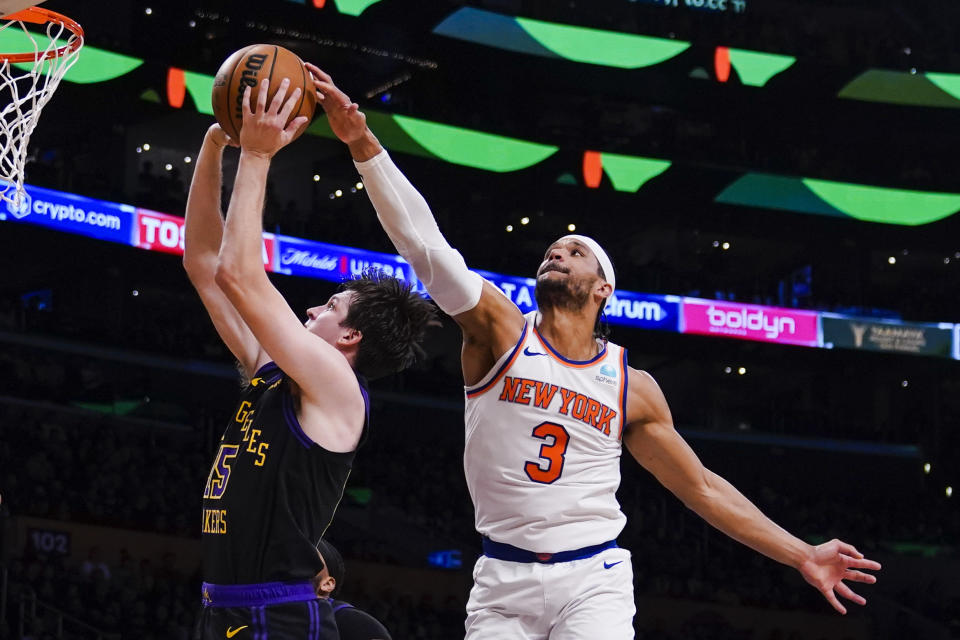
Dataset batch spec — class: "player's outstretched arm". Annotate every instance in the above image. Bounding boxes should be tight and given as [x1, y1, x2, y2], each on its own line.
[622, 369, 880, 615]
[306, 63, 524, 384]
[183, 124, 266, 378]
[215, 79, 365, 452]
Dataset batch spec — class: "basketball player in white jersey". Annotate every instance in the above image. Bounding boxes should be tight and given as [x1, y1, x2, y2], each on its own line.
[308, 64, 881, 639]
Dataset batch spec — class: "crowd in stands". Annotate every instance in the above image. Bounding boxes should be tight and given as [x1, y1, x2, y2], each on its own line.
[1, 343, 958, 637]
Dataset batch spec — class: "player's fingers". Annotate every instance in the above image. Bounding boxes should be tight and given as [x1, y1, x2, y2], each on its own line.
[835, 582, 866, 606]
[837, 541, 863, 559]
[844, 569, 877, 584]
[256, 78, 270, 114]
[304, 62, 332, 84]
[219, 132, 239, 148]
[270, 78, 290, 115]
[278, 87, 301, 121]
[822, 588, 847, 615]
[284, 116, 309, 137]
[314, 80, 348, 102]
[847, 557, 881, 571]
[242, 85, 253, 117]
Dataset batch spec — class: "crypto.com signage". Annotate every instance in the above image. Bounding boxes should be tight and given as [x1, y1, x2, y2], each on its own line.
[682, 298, 820, 347]
[0, 181, 132, 245]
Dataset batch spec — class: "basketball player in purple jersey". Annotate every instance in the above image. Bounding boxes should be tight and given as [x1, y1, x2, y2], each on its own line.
[308, 65, 881, 639]
[184, 78, 434, 638]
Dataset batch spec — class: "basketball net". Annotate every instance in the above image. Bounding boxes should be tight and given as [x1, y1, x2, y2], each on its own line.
[0, 7, 82, 209]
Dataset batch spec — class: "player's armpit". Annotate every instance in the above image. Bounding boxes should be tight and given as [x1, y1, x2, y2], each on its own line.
[454, 280, 526, 386]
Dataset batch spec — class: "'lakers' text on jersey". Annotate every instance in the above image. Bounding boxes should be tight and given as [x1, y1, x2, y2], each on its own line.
[464, 311, 629, 553]
[202, 361, 369, 585]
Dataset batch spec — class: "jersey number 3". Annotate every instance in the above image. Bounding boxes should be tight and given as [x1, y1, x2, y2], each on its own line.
[524, 421, 569, 484]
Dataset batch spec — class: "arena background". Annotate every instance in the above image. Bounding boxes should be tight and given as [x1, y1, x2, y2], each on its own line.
[0, 0, 958, 638]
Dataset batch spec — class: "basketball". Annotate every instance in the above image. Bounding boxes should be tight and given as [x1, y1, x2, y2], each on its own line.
[211, 44, 317, 143]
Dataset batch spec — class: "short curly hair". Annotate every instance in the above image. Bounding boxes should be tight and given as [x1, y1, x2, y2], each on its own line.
[339, 269, 437, 380]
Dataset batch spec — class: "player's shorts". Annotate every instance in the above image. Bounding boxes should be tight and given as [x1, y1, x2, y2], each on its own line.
[465, 538, 635, 640]
[195, 580, 340, 640]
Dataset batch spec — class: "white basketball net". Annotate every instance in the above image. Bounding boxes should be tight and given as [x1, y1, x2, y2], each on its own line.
[0, 15, 82, 209]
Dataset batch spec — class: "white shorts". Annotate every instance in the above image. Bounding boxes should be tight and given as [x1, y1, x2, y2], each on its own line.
[465, 546, 635, 640]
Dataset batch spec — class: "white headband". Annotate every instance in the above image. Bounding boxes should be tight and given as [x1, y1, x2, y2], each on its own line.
[560, 234, 615, 291]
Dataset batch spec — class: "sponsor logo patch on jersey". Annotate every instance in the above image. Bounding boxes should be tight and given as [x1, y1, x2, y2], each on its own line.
[595, 364, 618, 386]
[523, 347, 547, 357]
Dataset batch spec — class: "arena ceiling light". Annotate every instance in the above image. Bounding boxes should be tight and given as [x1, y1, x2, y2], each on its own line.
[434, 7, 795, 87]
[716, 174, 960, 226]
[714, 46, 795, 87]
[279, 3, 960, 108]
[434, 7, 690, 69]
[104, 50, 955, 227]
[582, 151, 671, 192]
[158, 65, 959, 227]
[839, 69, 960, 108]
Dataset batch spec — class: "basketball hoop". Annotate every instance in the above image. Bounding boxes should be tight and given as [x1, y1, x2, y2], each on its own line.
[0, 6, 83, 209]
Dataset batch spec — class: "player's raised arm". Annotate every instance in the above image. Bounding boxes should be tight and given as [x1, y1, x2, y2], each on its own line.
[183, 124, 266, 378]
[622, 368, 881, 615]
[306, 63, 524, 384]
[214, 79, 365, 451]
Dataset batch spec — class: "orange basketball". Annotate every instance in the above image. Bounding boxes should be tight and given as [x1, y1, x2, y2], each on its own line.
[211, 44, 317, 143]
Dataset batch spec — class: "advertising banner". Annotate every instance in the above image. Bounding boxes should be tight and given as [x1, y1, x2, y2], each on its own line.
[682, 298, 820, 347]
[134, 208, 188, 255]
[475, 269, 538, 313]
[822, 315, 954, 357]
[6, 181, 956, 357]
[0, 182, 133, 245]
[274, 234, 422, 287]
[473, 273, 681, 331]
[135, 208, 275, 271]
[603, 291, 682, 331]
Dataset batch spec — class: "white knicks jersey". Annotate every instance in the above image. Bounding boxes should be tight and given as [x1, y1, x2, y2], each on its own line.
[464, 311, 629, 553]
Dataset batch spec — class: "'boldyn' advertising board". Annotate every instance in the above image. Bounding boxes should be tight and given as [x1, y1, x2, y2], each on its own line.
[682, 298, 820, 347]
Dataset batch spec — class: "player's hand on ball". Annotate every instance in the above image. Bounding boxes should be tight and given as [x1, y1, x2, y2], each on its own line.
[239, 78, 310, 158]
[304, 62, 367, 144]
[206, 123, 238, 149]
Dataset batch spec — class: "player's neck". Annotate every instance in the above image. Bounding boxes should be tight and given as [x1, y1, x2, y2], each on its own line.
[536, 307, 600, 361]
